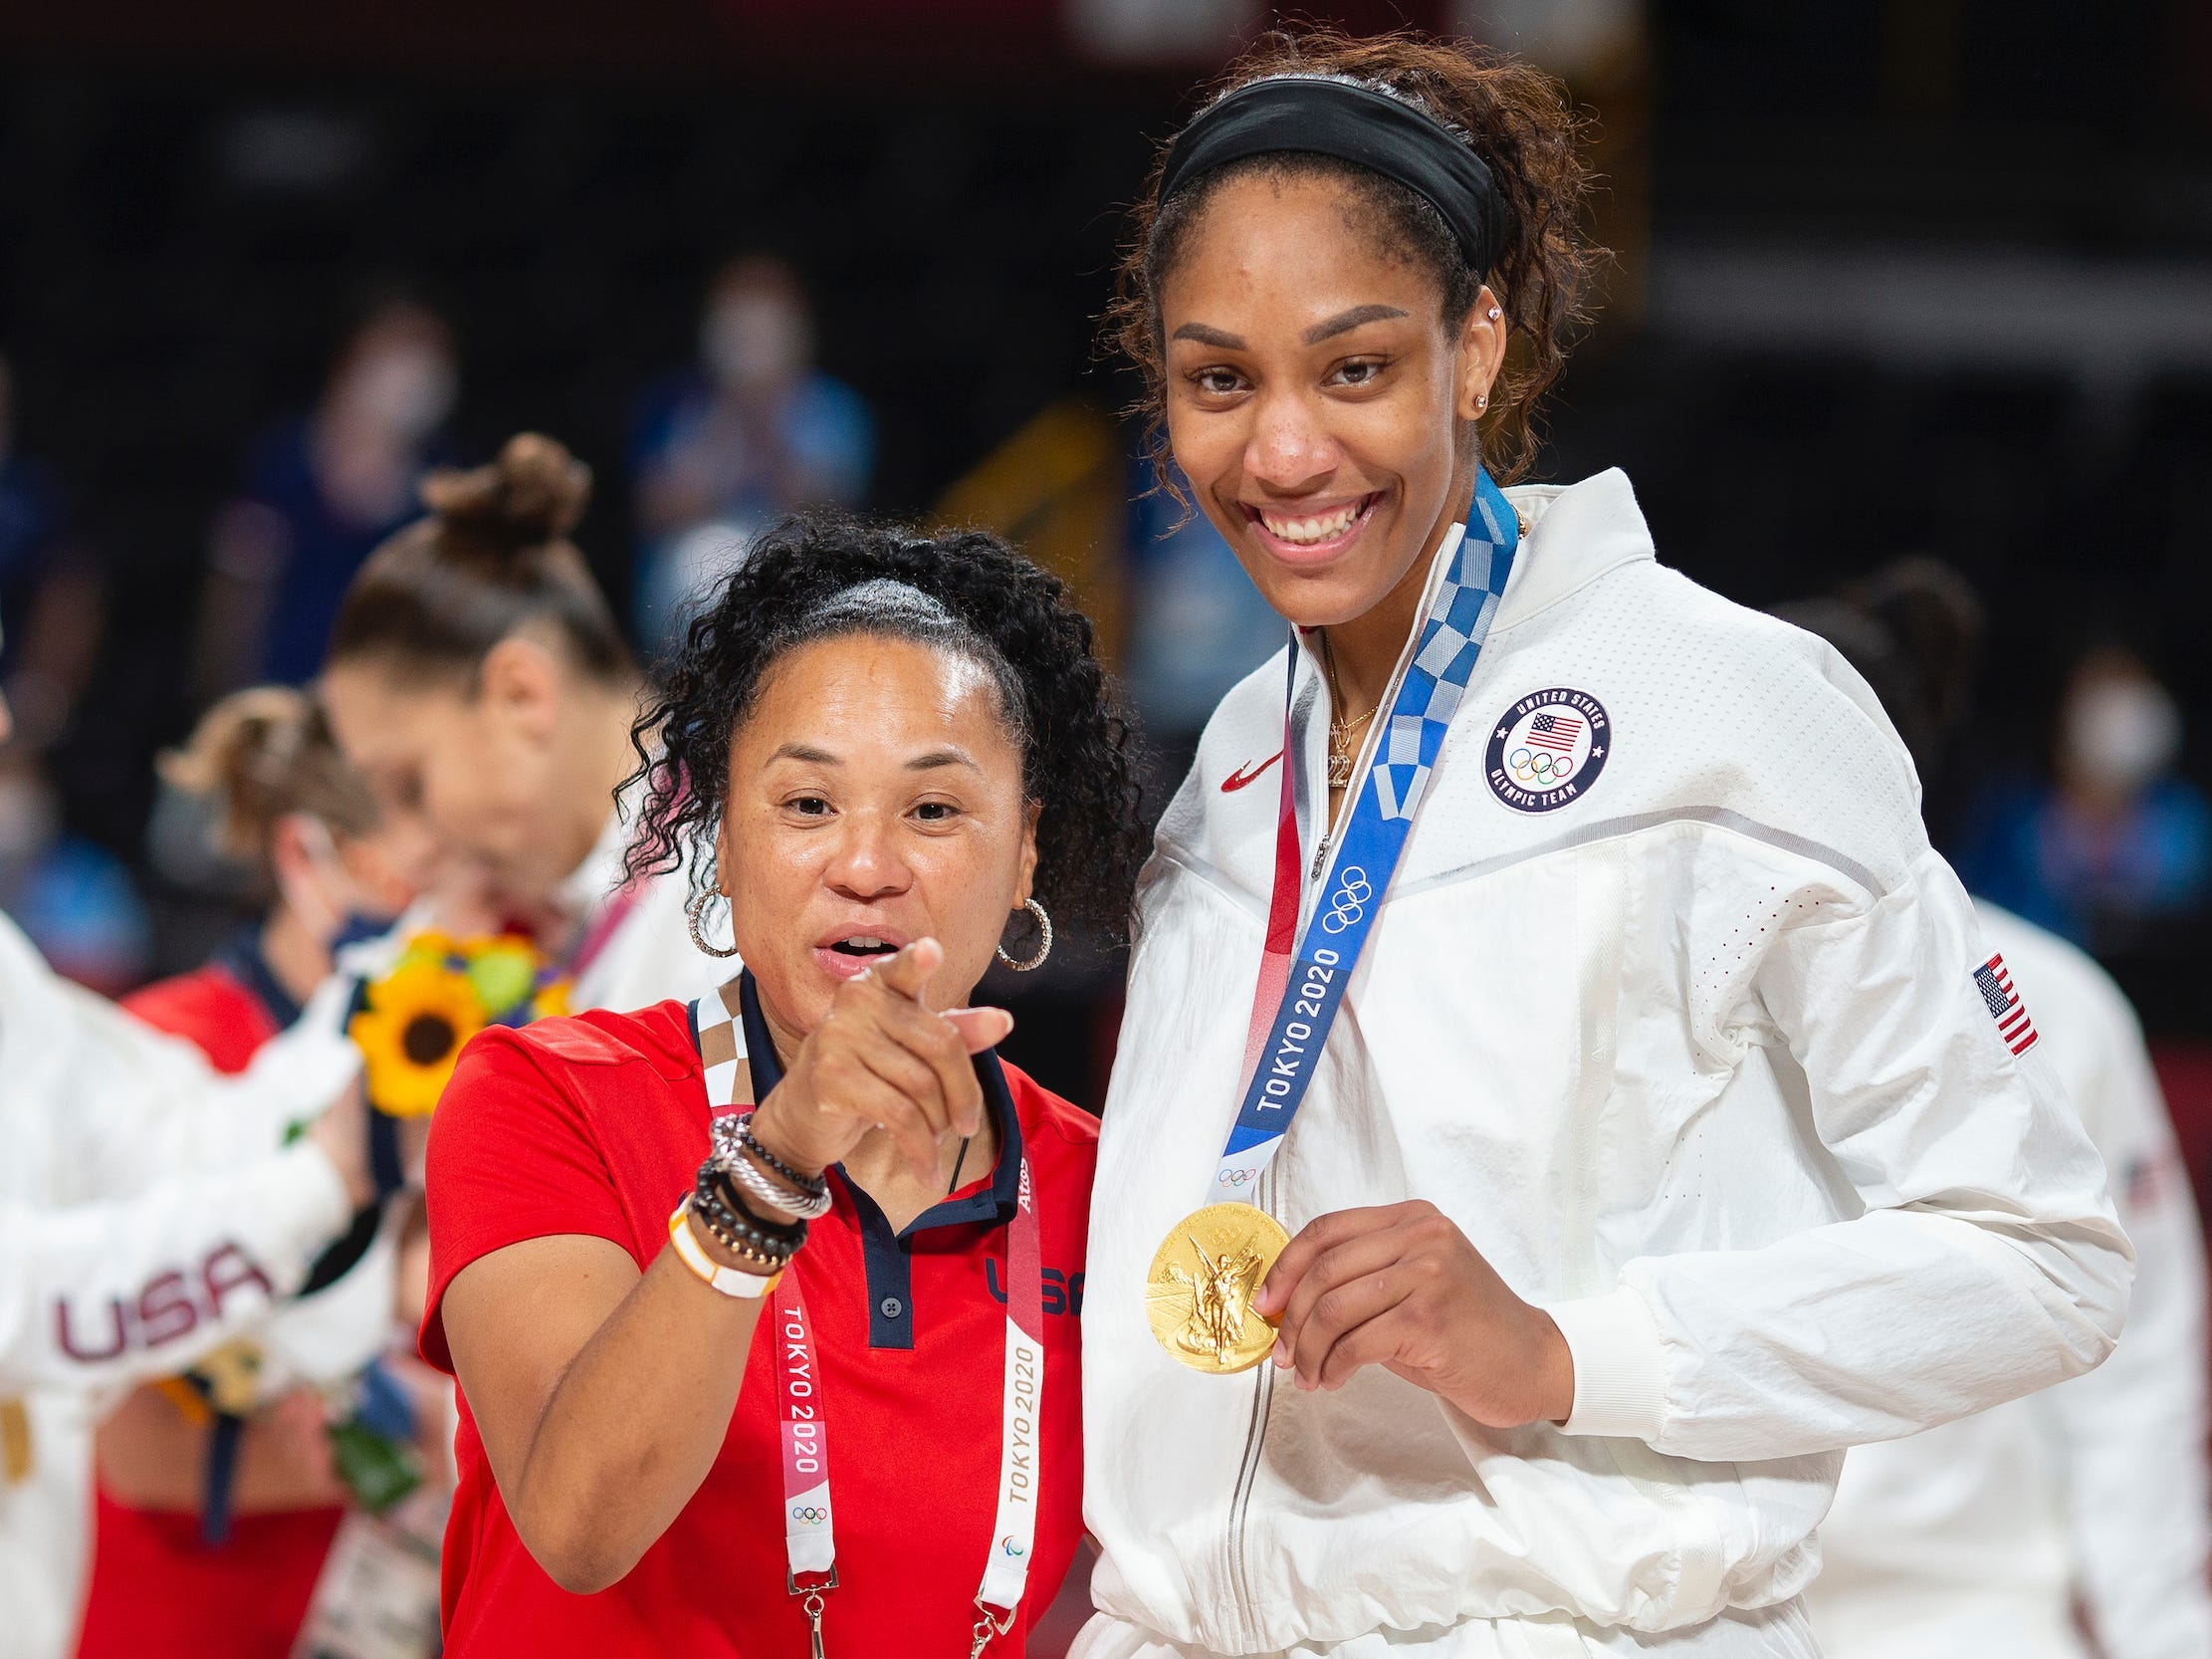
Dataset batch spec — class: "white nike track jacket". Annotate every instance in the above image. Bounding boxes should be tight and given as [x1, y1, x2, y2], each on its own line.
[0, 911, 365, 1659]
[1077, 470, 2133, 1659]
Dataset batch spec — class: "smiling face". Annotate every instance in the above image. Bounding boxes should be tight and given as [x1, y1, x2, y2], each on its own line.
[715, 632, 1039, 1044]
[1159, 168, 1505, 633]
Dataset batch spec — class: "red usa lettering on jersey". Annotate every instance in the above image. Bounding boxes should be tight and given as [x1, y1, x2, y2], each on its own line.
[53, 1242, 275, 1363]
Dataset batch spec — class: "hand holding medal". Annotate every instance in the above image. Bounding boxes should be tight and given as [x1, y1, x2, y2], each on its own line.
[1147, 472, 1528, 1386]
[748, 937, 1014, 1183]
[1252, 1201, 1575, 1425]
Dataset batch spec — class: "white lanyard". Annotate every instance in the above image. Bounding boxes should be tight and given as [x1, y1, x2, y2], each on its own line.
[690, 976, 1045, 1657]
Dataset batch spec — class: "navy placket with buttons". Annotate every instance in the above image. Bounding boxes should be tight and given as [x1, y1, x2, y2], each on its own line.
[735, 970, 1023, 1350]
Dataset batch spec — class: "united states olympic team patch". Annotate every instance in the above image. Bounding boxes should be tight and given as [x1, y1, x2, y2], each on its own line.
[1486, 687, 1611, 813]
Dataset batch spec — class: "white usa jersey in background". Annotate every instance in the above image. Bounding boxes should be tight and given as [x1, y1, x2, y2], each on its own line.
[1808, 900, 2212, 1659]
[0, 911, 363, 1659]
[1077, 470, 2133, 1659]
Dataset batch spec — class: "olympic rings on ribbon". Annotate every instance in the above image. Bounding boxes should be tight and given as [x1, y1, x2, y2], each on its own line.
[1507, 747, 1576, 786]
[1217, 1167, 1257, 1186]
[789, 1506, 830, 1524]
[1321, 866, 1374, 934]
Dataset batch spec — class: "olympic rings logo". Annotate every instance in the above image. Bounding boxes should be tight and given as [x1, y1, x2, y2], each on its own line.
[1508, 747, 1576, 787]
[1217, 1168, 1257, 1187]
[1321, 867, 1373, 934]
[789, 1506, 830, 1524]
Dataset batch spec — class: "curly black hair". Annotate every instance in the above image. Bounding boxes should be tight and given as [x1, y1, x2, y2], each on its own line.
[625, 512, 1150, 941]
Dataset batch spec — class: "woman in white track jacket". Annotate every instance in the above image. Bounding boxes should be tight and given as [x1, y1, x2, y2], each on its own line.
[0, 711, 375, 1659]
[1076, 26, 2132, 1659]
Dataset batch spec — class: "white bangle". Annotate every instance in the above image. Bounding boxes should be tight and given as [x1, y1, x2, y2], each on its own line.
[667, 1198, 781, 1300]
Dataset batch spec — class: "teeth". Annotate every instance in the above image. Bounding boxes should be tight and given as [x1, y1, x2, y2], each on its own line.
[844, 937, 887, 950]
[1259, 501, 1361, 545]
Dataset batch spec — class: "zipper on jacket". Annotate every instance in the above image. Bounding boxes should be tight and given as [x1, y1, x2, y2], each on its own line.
[1224, 1162, 1281, 1647]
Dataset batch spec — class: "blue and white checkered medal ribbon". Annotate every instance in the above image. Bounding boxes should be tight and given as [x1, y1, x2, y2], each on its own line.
[1209, 471, 1520, 1202]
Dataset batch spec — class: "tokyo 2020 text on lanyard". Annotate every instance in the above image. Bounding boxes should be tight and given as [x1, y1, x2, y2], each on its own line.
[688, 969, 1045, 1659]
[1145, 472, 1520, 1373]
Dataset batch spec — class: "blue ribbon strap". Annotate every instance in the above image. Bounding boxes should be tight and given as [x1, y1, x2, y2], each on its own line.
[1211, 471, 1519, 1195]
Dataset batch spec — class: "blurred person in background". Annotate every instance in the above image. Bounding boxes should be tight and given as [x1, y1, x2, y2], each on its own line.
[320, 431, 729, 1015]
[0, 625, 386, 1659]
[75, 686, 419, 1659]
[1778, 566, 2212, 1659]
[1954, 646, 2211, 950]
[1079, 26, 2129, 1659]
[0, 348, 143, 993]
[629, 254, 873, 647]
[1122, 472, 1286, 760]
[194, 299, 458, 695]
[0, 349, 104, 756]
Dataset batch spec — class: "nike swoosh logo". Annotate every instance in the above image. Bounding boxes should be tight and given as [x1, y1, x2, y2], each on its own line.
[1220, 750, 1284, 793]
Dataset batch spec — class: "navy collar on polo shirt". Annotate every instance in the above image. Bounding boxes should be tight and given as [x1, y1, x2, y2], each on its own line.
[734, 969, 1024, 1350]
[213, 927, 303, 1029]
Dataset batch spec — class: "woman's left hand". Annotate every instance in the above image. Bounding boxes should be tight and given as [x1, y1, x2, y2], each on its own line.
[1252, 1201, 1576, 1427]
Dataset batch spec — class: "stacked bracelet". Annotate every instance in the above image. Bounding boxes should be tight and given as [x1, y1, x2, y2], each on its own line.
[708, 1113, 834, 1223]
[726, 1115, 829, 1198]
[692, 1159, 806, 1270]
[668, 1198, 781, 1299]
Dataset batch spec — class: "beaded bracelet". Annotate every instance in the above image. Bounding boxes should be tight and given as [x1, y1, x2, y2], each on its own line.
[692, 1159, 806, 1268]
[694, 1165, 802, 1260]
[668, 1198, 781, 1299]
[689, 1188, 795, 1275]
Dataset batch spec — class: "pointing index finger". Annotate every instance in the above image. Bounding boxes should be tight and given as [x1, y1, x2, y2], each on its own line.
[869, 937, 943, 1005]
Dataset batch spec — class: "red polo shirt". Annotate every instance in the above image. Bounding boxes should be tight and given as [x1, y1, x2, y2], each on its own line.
[421, 1000, 1095, 1657]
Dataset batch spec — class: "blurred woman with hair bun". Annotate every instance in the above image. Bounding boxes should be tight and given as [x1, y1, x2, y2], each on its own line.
[319, 430, 729, 1014]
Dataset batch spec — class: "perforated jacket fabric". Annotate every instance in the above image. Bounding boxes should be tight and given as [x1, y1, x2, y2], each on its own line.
[1075, 470, 2132, 1659]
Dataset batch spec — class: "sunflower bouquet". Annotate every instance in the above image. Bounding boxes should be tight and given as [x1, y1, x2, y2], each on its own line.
[348, 932, 571, 1118]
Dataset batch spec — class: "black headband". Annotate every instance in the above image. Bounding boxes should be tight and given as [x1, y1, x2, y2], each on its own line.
[1157, 77, 1510, 278]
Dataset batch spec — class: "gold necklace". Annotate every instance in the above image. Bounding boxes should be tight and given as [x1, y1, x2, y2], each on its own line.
[1321, 633, 1376, 790]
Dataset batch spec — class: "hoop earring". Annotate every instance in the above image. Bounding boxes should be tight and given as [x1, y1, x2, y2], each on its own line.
[687, 890, 741, 959]
[995, 897, 1052, 973]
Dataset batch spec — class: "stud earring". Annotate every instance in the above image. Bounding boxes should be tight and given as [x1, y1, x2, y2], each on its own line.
[686, 890, 741, 958]
[1487, 305, 1502, 321]
[1476, 392, 1489, 409]
[995, 897, 1052, 973]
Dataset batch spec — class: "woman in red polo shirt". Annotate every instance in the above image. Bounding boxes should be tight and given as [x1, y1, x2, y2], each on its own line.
[423, 514, 1146, 1656]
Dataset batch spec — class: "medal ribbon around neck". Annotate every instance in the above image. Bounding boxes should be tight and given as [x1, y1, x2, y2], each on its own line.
[1214, 471, 1520, 1203]
[686, 970, 1045, 1633]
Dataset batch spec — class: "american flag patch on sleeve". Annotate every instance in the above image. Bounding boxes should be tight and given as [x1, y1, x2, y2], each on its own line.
[1971, 953, 2039, 1055]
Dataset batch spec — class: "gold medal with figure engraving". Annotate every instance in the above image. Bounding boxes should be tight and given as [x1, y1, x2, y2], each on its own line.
[1146, 1202, 1291, 1374]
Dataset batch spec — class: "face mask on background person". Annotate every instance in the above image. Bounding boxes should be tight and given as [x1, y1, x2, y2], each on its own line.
[339, 344, 458, 444]
[2062, 670, 2183, 802]
[702, 293, 809, 393]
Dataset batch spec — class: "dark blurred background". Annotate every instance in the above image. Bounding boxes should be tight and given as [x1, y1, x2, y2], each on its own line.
[3, 0, 2211, 1120]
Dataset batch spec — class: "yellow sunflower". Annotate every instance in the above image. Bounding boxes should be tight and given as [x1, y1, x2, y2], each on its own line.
[530, 979, 572, 1021]
[349, 958, 488, 1117]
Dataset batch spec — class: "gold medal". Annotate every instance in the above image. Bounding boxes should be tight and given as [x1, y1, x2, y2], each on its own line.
[1, 1397, 31, 1483]
[1146, 1202, 1290, 1374]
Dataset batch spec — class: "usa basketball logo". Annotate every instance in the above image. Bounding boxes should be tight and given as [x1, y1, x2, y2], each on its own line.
[1486, 687, 1611, 814]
